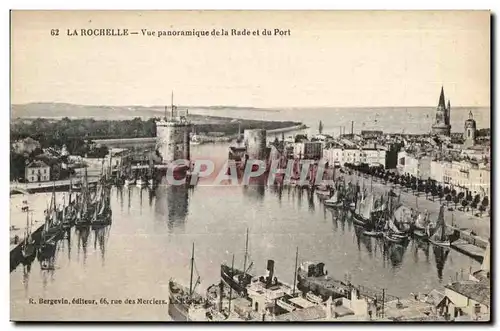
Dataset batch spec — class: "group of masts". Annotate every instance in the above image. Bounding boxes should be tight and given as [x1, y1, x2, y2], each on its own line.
[21, 167, 113, 263]
[321, 173, 452, 247]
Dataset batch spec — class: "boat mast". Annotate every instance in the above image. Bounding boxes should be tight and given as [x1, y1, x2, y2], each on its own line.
[228, 254, 235, 314]
[189, 242, 195, 296]
[440, 206, 446, 242]
[292, 247, 299, 296]
[243, 228, 249, 278]
[171, 91, 174, 119]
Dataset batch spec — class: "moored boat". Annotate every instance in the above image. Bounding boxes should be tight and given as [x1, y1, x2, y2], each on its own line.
[428, 205, 451, 247]
[323, 190, 342, 208]
[168, 243, 207, 321]
[296, 261, 350, 300]
[220, 229, 253, 296]
[383, 231, 409, 244]
[21, 211, 35, 259]
[362, 230, 383, 237]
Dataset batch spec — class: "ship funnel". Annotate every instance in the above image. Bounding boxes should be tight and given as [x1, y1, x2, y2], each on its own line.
[266, 260, 275, 288]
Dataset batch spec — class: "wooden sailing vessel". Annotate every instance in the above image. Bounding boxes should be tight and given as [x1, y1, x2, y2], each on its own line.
[323, 189, 342, 208]
[91, 183, 112, 227]
[352, 193, 375, 227]
[428, 205, 451, 247]
[21, 211, 35, 259]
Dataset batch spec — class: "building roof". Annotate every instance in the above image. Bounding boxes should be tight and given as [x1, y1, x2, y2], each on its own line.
[425, 289, 445, 306]
[274, 306, 326, 321]
[445, 281, 490, 306]
[384, 298, 436, 321]
[26, 160, 49, 168]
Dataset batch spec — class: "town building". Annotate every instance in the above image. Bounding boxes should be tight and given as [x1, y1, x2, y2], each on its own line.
[324, 146, 387, 168]
[25, 160, 50, 182]
[396, 151, 431, 179]
[361, 130, 384, 139]
[441, 280, 490, 321]
[430, 159, 490, 197]
[431, 86, 452, 136]
[293, 141, 323, 160]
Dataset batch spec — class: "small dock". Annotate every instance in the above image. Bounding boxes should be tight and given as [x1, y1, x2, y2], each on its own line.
[450, 239, 485, 263]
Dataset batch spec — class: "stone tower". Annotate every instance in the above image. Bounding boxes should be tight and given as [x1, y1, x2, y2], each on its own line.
[431, 86, 451, 136]
[463, 110, 477, 148]
[156, 93, 192, 164]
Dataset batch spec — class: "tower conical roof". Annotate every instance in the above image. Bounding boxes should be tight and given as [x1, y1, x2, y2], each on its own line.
[438, 86, 446, 109]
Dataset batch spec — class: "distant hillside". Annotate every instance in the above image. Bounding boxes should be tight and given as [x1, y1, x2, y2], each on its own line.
[10, 103, 280, 120]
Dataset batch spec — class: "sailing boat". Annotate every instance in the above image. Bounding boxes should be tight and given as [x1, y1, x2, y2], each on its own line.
[324, 189, 342, 208]
[168, 243, 206, 321]
[428, 205, 451, 247]
[136, 169, 147, 187]
[220, 228, 254, 296]
[21, 211, 35, 259]
[352, 193, 374, 227]
[91, 183, 112, 227]
[413, 210, 431, 239]
[191, 126, 201, 145]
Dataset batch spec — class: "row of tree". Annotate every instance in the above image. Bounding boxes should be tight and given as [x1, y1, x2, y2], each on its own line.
[344, 162, 489, 216]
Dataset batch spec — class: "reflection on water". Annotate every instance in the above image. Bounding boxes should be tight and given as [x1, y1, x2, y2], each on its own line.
[154, 182, 190, 231]
[433, 245, 450, 282]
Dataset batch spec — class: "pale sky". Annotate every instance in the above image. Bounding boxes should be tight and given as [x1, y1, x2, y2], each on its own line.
[11, 10, 490, 108]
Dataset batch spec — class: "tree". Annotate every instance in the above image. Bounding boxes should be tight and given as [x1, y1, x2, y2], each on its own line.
[471, 201, 478, 215]
[453, 196, 460, 209]
[410, 182, 417, 195]
[443, 186, 450, 195]
[461, 199, 468, 210]
[482, 196, 489, 208]
[438, 191, 444, 203]
[473, 194, 481, 206]
[458, 192, 465, 200]
[446, 194, 452, 206]
[478, 204, 486, 216]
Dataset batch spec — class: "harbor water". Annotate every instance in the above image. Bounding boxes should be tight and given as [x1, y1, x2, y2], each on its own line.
[10, 143, 480, 321]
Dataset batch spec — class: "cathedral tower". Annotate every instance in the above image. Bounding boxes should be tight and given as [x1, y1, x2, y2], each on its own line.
[431, 86, 451, 136]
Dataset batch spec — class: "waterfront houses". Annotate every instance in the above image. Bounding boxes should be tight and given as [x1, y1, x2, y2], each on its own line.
[24, 160, 50, 182]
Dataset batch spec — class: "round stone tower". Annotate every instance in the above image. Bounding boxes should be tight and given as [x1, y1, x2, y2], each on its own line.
[244, 129, 267, 161]
[463, 110, 477, 148]
[156, 108, 191, 164]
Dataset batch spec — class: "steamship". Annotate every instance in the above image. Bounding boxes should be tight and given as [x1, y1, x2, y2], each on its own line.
[168, 243, 208, 321]
[220, 229, 254, 296]
[296, 261, 351, 300]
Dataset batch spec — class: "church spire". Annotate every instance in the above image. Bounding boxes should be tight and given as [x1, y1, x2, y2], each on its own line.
[438, 86, 446, 109]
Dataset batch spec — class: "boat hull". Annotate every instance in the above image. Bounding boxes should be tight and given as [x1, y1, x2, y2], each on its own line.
[363, 230, 382, 237]
[352, 213, 368, 227]
[220, 264, 252, 297]
[384, 232, 408, 244]
[429, 239, 450, 247]
[168, 301, 191, 322]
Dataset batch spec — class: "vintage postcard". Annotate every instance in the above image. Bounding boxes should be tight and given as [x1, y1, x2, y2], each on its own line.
[10, 10, 490, 322]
